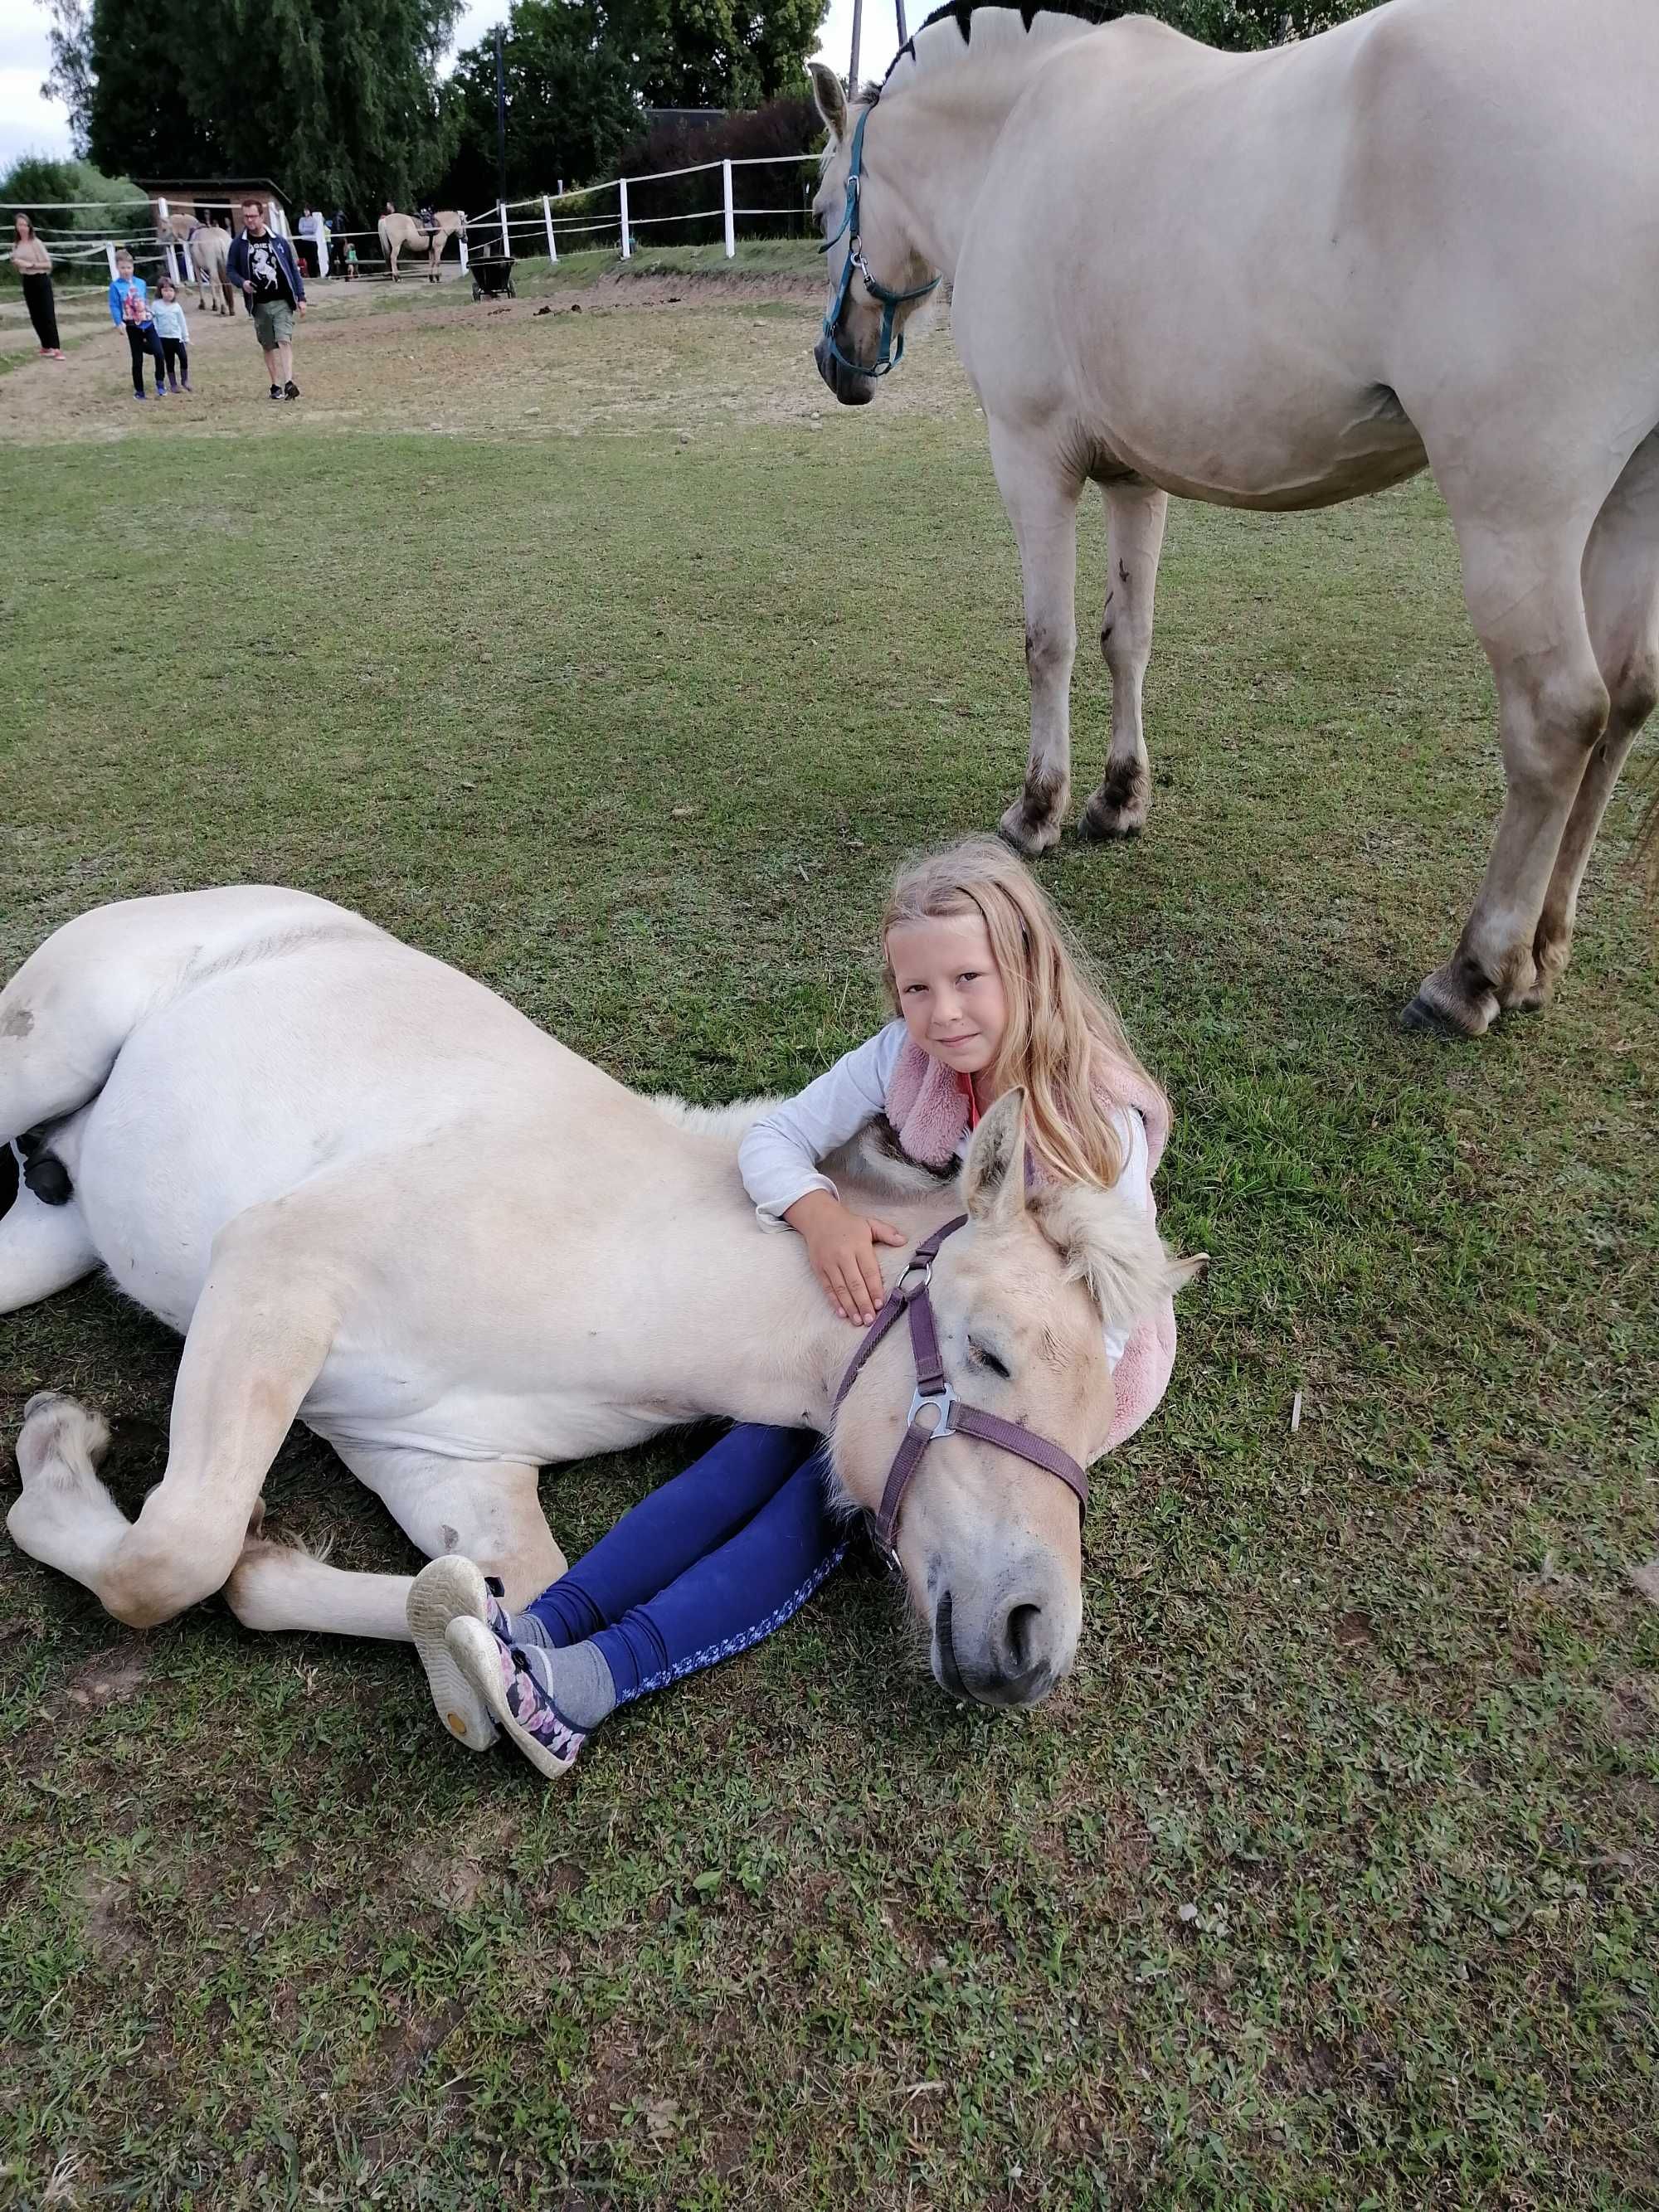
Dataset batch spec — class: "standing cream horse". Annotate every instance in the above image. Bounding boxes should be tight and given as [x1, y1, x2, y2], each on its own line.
[2, 888, 1194, 1713]
[160, 210, 236, 314]
[378, 209, 465, 282]
[809, 0, 1659, 1037]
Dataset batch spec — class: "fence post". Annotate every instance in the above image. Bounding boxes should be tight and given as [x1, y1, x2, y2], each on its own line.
[317, 225, 329, 277]
[499, 200, 510, 257]
[542, 192, 557, 264]
[722, 159, 735, 259]
[105, 242, 119, 280]
[459, 231, 469, 272]
[158, 196, 180, 284]
[619, 175, 630, 259]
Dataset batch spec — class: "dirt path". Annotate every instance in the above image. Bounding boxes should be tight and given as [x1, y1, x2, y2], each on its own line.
[0, 271, 968, 446]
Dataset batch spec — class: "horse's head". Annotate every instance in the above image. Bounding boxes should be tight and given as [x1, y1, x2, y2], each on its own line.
[831, 1091, 1202, 1710]
[807, 61, 941, 406]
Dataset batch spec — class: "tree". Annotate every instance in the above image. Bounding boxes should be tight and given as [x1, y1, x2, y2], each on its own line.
[38, 0, 94, 154]
[1147, 0, 1379, 45]
[619, 0, 828, 111]
[0, 152, 147, 237]
[440, 0, 645, 205]
[78, 0, 460, 211]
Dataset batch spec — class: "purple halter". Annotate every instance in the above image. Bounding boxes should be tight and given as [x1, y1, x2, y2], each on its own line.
[832, 1215, 1090, 1571]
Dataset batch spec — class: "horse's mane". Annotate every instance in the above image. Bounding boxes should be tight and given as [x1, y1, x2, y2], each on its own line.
[884, 0, 1126, 85]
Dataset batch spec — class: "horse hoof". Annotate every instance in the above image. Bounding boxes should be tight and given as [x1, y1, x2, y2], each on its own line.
[996, 801, 1063, 859]
[1078, 798, 1144, 842]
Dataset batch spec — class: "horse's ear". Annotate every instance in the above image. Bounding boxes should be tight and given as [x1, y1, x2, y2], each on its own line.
[808, 61, 849, 139]
[961, 1089, 1028, 1230]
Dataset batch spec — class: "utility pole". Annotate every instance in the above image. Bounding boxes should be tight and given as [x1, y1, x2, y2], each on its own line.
[494, 25, 508, 203]
[849, 0, 863, 89]
[895, 0, 908, 44]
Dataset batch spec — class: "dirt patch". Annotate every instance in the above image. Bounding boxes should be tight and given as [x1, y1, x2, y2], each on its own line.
[0, 269, 971, 447]
[70, 1869, 144, 1965]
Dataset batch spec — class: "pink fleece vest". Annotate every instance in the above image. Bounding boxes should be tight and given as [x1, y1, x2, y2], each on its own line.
[883, 1038, 1175, 1453]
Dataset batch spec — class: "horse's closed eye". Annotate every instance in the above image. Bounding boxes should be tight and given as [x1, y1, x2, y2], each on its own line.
[970, 1339, 1010, 1379]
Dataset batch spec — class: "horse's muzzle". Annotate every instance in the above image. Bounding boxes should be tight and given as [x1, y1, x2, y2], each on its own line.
[814, 336, 876, 407]
[932, 1588, 1061, 1710]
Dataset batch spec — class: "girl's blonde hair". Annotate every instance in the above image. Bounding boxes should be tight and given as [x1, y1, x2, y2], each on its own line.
[880, 835, 1165, 1190]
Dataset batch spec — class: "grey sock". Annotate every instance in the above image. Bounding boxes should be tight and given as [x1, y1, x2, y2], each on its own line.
[512, 1637, 618, 1731]
[495, 1599, 557, 1652]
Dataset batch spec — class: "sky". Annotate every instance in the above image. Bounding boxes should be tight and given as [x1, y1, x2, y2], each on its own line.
[0, 0, 905, 175]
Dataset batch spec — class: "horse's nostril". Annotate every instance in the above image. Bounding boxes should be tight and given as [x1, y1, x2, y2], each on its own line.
[1004, 1602, 1043, 1675]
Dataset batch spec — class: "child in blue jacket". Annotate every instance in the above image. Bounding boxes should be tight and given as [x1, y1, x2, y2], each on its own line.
[108, 251, 165, 400]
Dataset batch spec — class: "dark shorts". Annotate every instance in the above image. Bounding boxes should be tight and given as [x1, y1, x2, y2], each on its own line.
[252, 299, 294, 350]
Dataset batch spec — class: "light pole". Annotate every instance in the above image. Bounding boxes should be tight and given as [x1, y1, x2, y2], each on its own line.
[849, 0, 863, 89]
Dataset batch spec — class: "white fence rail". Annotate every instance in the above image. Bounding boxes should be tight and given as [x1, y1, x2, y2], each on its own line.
[2, 151, 820, 293]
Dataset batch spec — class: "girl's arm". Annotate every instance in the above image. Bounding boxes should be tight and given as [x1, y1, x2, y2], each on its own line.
[738, 1024, 905, 1227]
[1100, 1105, 1154, 1365]
[108, 280, 123, 327]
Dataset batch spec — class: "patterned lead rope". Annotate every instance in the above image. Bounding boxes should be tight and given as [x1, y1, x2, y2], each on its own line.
[832, 1216, 1089, 1568]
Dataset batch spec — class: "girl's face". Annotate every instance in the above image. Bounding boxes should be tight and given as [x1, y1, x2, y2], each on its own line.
[888, 911, 1009, 1078]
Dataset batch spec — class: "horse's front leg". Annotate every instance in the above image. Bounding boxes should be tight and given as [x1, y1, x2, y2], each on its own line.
[988, 425, 1084, 856]
[1080, 479, 1169, 840]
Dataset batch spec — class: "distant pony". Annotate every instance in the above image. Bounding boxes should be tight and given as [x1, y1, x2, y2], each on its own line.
[160, 209, 236, 315]
[378, 209, 466, 283]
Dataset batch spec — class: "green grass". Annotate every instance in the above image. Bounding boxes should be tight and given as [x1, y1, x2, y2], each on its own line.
[0, 302, 1656, 2210]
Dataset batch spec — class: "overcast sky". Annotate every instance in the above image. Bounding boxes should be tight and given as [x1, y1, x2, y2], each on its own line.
[0, 0, 904, 174]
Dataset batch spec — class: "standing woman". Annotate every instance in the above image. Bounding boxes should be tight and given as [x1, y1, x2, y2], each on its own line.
[10, 216, 66, 361]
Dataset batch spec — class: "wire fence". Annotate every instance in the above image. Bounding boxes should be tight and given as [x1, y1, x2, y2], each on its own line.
[2, 150, 821, 293]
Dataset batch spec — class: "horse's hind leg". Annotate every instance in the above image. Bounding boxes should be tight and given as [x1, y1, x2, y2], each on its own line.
[225, 1448, 567, 1751]
[988, 423, 1085, 857]
[8, 1206, 340, 1628]
[1519, 430, 1659, 1007]
[1404, 500, 1613, 1037]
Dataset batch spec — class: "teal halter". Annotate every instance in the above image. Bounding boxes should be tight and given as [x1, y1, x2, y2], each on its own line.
[820, 100, 941, 378]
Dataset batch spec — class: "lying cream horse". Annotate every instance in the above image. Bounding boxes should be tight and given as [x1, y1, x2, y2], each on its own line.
[808, 0, 1659, 1036]
[378, 210, 465, 282]
[2, 888, 1193, 1712]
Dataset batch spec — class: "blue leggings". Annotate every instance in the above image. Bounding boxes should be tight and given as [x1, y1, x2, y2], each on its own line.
[523, 1424, 844, 1705]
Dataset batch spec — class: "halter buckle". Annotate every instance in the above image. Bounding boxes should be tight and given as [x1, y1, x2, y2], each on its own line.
[906, 1382, 956, 1439]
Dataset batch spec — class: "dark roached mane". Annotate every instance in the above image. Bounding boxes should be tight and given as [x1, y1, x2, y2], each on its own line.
[885, 0, 1126, 80]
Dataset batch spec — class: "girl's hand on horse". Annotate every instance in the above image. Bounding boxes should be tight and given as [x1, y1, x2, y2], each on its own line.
[784, 1190, 907, 1326]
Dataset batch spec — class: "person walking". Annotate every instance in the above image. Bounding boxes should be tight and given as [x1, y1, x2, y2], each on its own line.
[107, 250, 166, 400]
[11, 216, 65, 360]
[150, 278, 192, 392]
[225, 196, 307, 401]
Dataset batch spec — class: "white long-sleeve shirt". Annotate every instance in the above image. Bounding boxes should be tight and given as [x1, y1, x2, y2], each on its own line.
[737, 1020, 1152, 1363]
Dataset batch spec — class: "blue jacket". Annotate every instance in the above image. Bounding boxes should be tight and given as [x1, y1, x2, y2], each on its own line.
[108, 274, 152, 328]
[225, 227, 306, 312]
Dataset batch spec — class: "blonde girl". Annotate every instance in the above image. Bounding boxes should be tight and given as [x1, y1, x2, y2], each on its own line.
[407, 838, 1176, 1780]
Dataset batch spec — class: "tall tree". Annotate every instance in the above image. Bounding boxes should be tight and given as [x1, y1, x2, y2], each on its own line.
[37, 0, 95, 154]
[80, 0, 460, 210]
[620, 0, 828, 110]
[441, 0, 645, 205]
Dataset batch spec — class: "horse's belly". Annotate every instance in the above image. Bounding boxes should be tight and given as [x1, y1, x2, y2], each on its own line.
[1097, 386, 1428, 512]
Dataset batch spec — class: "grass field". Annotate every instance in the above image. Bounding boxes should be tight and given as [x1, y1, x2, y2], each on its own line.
[1, 271, 1656, 2210]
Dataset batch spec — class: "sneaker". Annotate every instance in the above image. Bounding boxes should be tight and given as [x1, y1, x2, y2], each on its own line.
[270, 383, 282, 401]
[283, 378, 300, 401]
[132, 390, 147, 401]
[453, 1620, 587, 1780]
[407, 1553, 513, 1749]
[180, 380, 191, 391]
